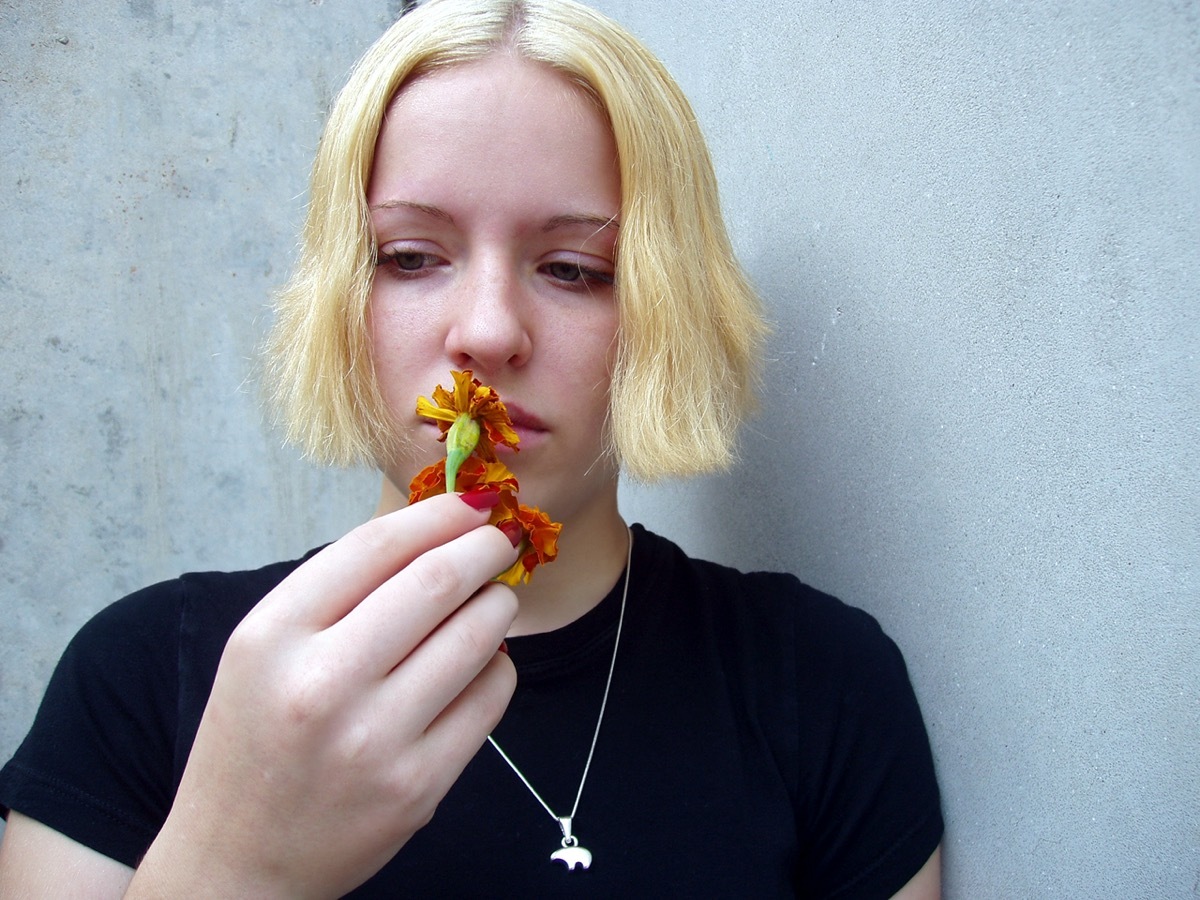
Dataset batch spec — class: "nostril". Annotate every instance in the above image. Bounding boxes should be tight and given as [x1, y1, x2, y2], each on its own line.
[444, 313, 532, 372]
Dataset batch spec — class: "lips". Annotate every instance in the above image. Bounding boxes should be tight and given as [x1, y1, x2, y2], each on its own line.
[504, 402, 547, 432]
[502, 402, 548, 448]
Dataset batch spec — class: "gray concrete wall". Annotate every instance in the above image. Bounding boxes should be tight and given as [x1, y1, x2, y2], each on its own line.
[2, 1, 1196, 896]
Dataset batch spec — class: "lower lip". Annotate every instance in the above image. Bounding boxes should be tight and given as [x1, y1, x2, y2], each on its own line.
[508, 424, 547, 451]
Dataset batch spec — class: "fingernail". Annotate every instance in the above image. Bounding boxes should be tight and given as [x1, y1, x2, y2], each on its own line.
[459, 485, 501, 511]
[498, 640, 509, 655]
[498, 520, 523, 548]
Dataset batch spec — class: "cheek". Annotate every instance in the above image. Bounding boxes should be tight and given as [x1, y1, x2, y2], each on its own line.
[542, 320, 618, 420]
[367, 303, 428, 410]
[572, 315, 620, 427]
[571, 307, 620, 375]
[368, 292, 406, 356]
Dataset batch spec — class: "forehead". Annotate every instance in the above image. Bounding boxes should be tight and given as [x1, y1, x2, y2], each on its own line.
[367, 55, 619, 214]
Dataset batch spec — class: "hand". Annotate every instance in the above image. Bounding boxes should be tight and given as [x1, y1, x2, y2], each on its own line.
[128, 491, 520, 899]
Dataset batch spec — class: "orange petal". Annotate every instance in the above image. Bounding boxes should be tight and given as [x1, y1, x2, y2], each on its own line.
[480, 410, 520, 452]
[517, 505, 562, 564]
[489, 503, 562, 584]
[457, 458, 520, 495]
[494, 559, 529, 586]
[415, 396, 457, 427]
[408, 460, 448, 504]
[451, 369, 475, 412]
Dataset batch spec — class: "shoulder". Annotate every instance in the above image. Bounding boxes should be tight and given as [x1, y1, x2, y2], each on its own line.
[631, 528, 942, 894]
[72, 549, 321, 655]
[627, 527, 944, 896]
[631, 523, 932, 775]
[34, 550, 323, 711]
[630, 524, 922, 758]
[174, 549, 324, 638]
[633, 524, 897, 672]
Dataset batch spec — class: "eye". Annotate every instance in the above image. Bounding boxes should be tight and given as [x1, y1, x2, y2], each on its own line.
[542, 260, 614, 289]
[390, 251, 428, 271]
[376, 247, 444, 277]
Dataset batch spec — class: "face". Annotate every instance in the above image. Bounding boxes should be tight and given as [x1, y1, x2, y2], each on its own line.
[367, 54, 622, 523]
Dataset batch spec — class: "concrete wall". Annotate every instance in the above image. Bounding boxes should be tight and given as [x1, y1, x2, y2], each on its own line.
[2, 1, 1196, 896]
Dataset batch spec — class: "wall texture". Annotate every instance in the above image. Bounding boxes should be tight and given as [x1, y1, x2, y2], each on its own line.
[2, 1, 1196, 896]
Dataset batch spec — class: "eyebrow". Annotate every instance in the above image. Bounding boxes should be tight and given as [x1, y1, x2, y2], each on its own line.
[543, 213, 620, 234]
[368, 199, 455, 223]
[367, 202, 619, 235]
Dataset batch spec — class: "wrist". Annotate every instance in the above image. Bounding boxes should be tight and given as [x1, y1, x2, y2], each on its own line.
[127, 819, 302, 900]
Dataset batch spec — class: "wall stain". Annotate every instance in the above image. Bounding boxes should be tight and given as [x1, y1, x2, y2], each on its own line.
[99, 407, 129, 459]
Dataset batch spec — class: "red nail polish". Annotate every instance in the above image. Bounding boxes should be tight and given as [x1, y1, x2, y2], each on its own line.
[498, 520, 523, 548]
[459, 485, 501, 511]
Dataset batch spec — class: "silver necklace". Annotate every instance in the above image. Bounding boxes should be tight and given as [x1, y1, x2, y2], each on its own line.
[487, 527, 632, 872]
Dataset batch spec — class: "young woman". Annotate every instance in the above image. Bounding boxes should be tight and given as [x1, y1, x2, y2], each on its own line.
[0, 0, 942, 896]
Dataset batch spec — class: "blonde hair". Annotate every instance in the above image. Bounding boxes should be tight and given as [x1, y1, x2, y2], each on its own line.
[264, 0, 767, 480]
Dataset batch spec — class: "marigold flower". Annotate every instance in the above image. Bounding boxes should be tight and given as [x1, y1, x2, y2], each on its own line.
[411, 371, 561, 584]
[492, 496, 563, 586]
[416, 369, 520, 461]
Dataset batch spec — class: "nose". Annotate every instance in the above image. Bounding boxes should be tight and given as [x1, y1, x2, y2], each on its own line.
[444, 256, 533, 374]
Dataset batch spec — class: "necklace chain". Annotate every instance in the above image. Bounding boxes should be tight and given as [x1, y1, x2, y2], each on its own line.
[486, 526, 632, 868]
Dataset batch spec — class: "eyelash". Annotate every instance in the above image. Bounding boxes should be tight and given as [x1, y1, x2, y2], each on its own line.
[376, 249, 441, 276]
[541, 261, 615, 290]
[374, 249, 614, 291]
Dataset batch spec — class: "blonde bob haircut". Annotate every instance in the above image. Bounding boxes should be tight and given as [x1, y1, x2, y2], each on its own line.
[265, 0, 767, 481]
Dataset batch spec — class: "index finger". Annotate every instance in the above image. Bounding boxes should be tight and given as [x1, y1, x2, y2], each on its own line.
[256, 491, 501, 629]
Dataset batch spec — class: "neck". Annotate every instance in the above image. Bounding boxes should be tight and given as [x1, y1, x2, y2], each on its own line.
[373, 478, 629, 636]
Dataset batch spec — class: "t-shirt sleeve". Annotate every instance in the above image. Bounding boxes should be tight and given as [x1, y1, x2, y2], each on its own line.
[0, 580, 184, 867]
[793, 592, 943, 899]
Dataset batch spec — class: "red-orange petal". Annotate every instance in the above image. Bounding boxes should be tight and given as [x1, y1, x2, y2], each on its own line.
[408, 460, 448, 504]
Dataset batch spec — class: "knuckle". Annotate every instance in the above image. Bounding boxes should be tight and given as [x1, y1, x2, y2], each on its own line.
[279, 665, 339, 727]
[453, 618, 496, 659]
[453, 590, 515, 659]
[383, 755, 441, 815]
[345, 516, 395, 554]
[333, 717, 376, 769]
[226, 609, 275, 656]
[410, 554, 467, 605]
[222, 614, 289, 685]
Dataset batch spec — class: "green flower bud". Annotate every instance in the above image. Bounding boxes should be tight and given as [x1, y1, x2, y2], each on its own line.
[445, 413, 481, 492]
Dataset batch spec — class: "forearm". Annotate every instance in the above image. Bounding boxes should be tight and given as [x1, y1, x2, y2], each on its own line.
[0, 812, 134, 900]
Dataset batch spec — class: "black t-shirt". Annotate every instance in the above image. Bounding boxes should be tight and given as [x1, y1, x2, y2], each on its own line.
[0, 525, 942, 898]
